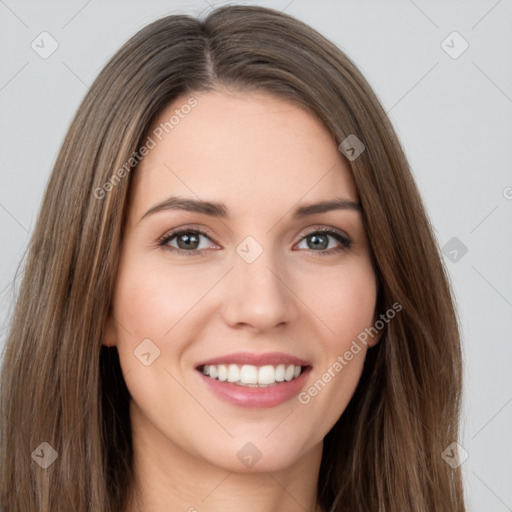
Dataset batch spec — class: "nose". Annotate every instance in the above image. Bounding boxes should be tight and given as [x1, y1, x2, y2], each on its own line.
[220, 246, 299, 332]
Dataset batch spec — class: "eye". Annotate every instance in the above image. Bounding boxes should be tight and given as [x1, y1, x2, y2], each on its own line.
[158, 228, 218, 255]
[158, 227, 352, 256]
[295, 228, 352, 254]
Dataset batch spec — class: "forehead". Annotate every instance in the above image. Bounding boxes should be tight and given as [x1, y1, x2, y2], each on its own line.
[130, 89, 358, 217]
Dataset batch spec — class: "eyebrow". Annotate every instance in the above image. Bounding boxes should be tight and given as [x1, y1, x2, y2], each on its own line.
[139, 195, 361, 223]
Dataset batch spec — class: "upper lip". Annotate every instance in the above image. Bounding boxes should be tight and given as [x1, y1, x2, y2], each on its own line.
[195, 351, 311, 368]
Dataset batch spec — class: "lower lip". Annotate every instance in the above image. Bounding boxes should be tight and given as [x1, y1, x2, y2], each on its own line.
[197, 367, 312, 408]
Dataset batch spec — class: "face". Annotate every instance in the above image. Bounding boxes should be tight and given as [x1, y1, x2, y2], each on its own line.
[104, 88, 380, 474]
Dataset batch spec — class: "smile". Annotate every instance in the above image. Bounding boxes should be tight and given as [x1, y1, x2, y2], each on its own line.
[200, 363, 303, 387]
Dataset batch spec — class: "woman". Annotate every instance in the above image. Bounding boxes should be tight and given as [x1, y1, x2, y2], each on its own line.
[0, 5, 465, 511]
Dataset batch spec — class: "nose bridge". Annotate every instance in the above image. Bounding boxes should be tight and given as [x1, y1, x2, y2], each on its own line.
[221, 234, 297, 329]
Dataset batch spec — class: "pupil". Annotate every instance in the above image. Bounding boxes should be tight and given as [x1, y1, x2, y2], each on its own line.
[309, 234, 328, 250]
[178, 232, 199, 250]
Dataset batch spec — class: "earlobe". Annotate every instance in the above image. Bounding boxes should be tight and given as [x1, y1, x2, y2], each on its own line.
[366, 310, 385, 348]
[366, 328, 383, 348]
[102, 313, 117, 347]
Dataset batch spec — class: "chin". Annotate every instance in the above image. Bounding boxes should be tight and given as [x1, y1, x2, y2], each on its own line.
[197, 434, 315, 474]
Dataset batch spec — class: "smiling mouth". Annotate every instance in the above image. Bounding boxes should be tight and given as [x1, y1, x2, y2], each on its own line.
[197, 363, 308, 387]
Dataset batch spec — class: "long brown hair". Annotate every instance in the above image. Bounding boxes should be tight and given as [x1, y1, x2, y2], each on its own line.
[0, 5, 465, 511]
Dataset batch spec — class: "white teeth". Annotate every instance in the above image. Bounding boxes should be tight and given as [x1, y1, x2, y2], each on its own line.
[240, 365, 258, 384]
[258, 365, 275, 385]
[284, 364, 295, 381]
[217, 364, 228, 381]
[275, 364, 285, 382]
[227, 364, 240, 382]
[201, 363, 303, 386]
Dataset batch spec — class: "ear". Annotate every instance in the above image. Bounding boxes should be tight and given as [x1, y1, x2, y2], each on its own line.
[366, 325, 383, 348]
[102, 313, 117, 347]
[366, 311, 385, 348]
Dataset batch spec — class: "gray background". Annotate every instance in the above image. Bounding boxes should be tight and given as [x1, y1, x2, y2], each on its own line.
[1, 1, 511, 509]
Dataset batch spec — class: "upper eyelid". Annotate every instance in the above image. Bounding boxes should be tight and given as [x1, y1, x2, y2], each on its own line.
[160, 226, 217, 243]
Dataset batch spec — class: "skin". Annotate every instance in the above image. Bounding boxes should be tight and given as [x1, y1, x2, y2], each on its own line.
[103, 88, 381, 512]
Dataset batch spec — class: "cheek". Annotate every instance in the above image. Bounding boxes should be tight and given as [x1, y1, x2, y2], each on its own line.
[294, 260, 377, 425]
[110, 254, 211, 432]
[112, 252, 219, 343]
[300, 258, 378, 347]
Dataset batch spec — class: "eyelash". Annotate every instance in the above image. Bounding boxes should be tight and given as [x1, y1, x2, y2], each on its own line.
[157, 226, 352, 257]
